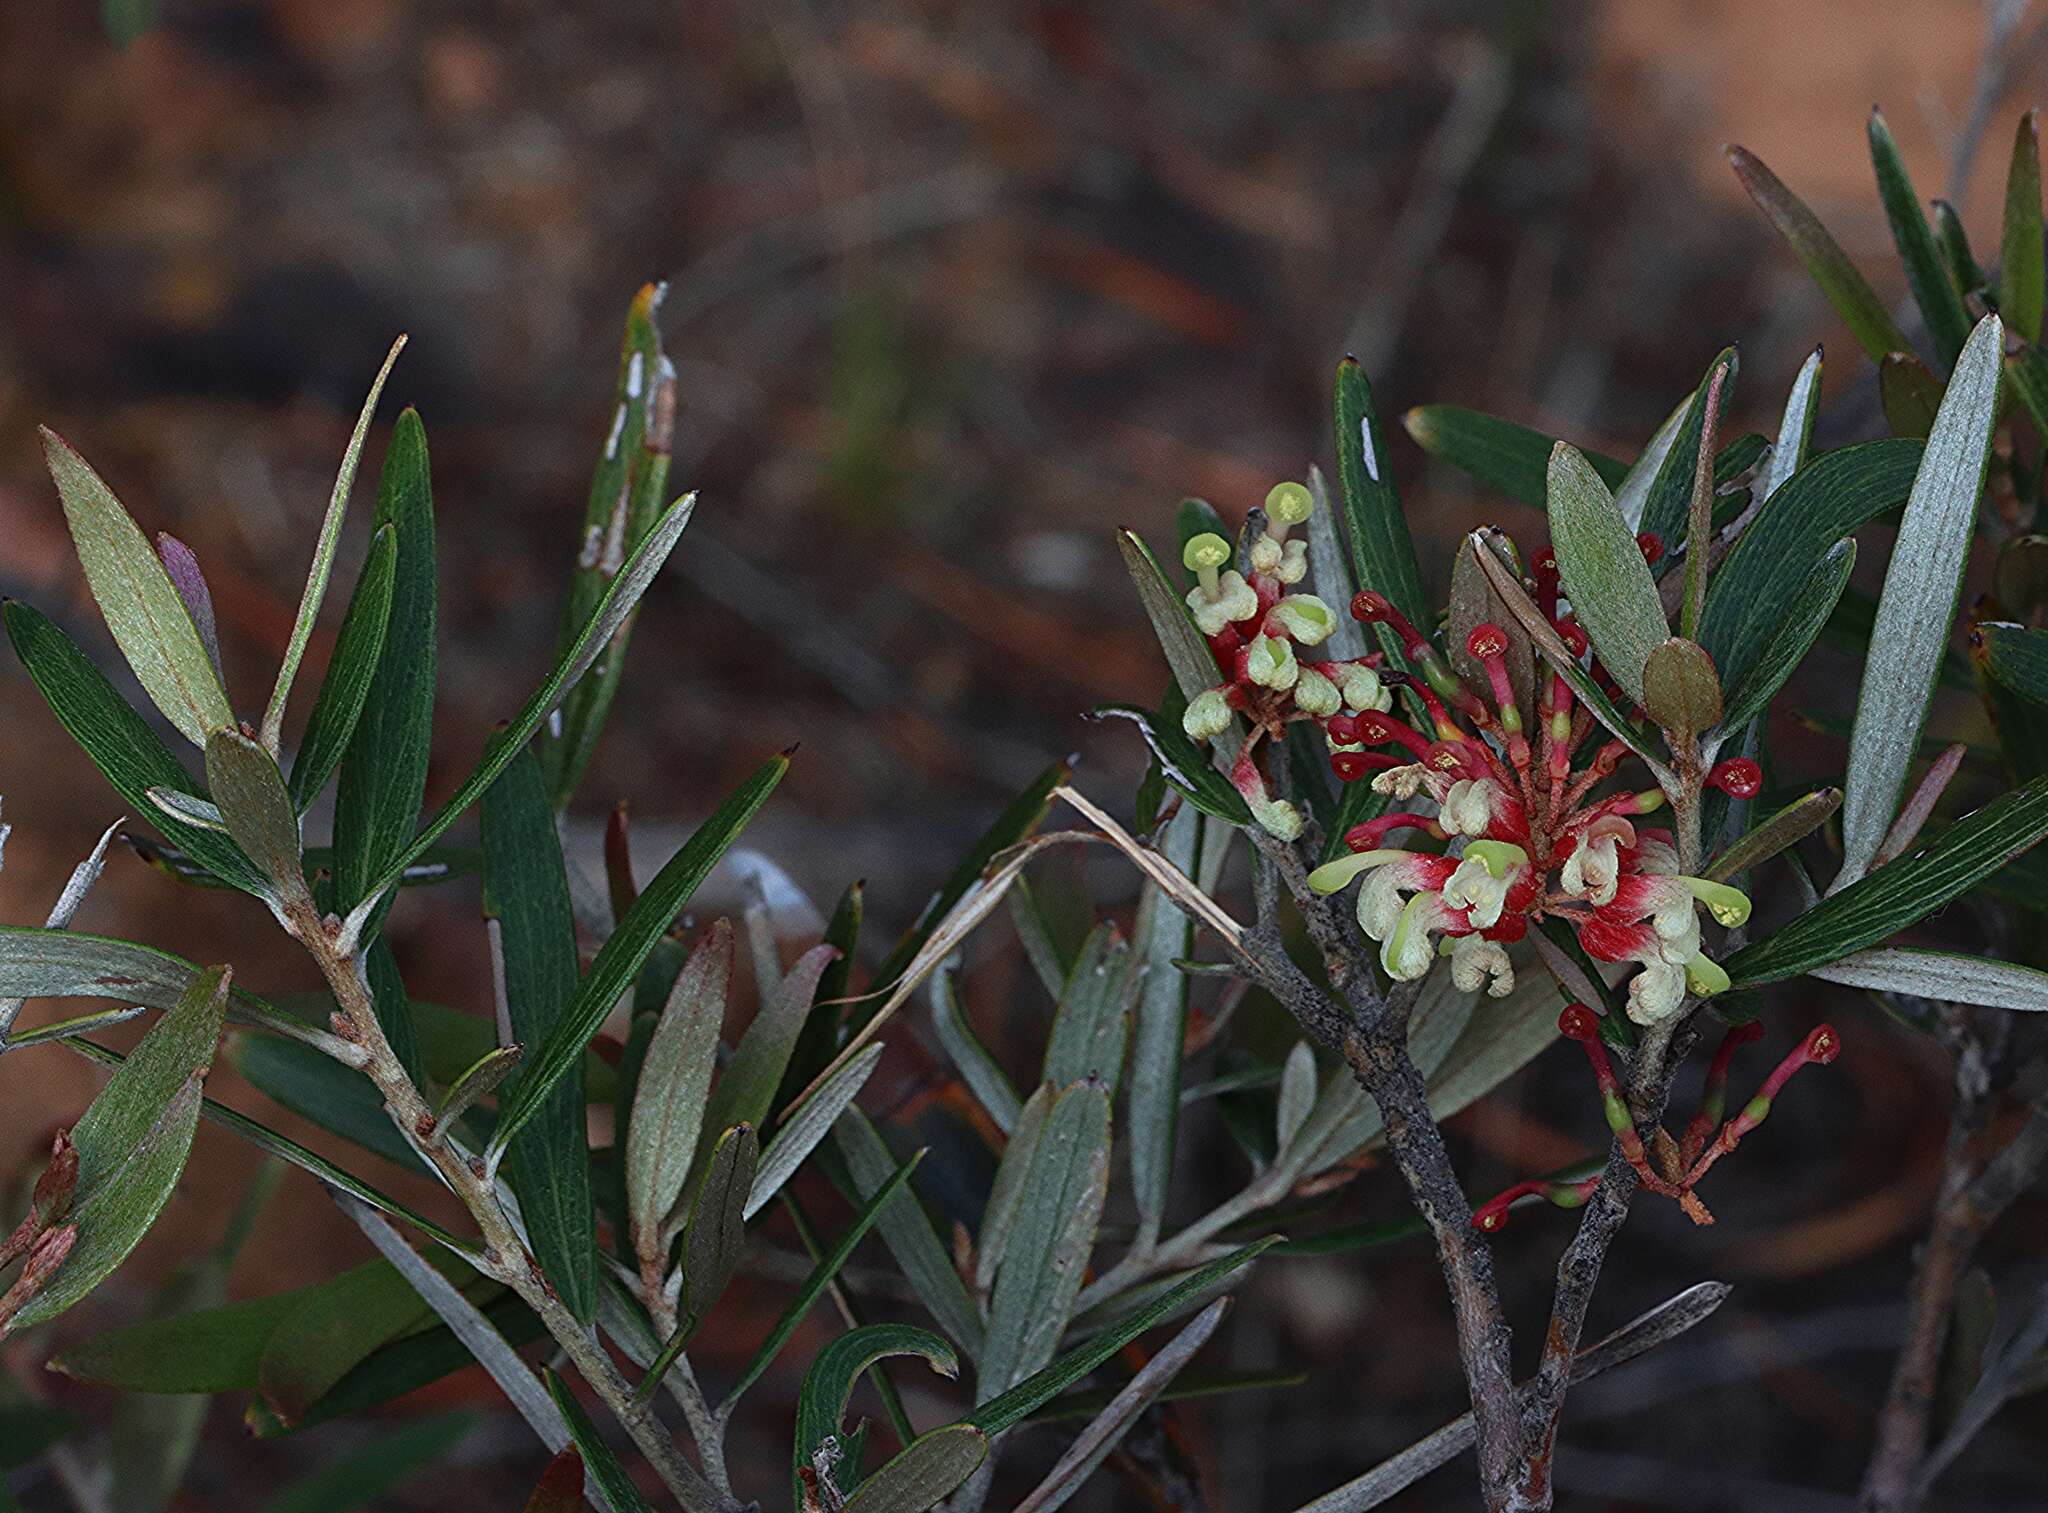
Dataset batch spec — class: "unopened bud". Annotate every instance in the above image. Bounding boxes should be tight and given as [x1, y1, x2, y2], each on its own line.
[1706, 758, 1763, 798]
[1293, 666, 1341, 716]
[1182, 688, 1234, 742]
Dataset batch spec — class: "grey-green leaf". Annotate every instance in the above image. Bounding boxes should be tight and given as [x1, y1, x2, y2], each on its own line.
[204, 730, 308, 912]
[841, 1424, 989, 1513]
[833, 1107, 983, 1353]
[1837, 314, 2004, 889]
[1869, 107, 1974, 370]
[979, 1083, 1110, 1400]
[2004, 110, 2044, 346]
[794, 1325, 960, 1509]
[1043, 927, 1134, 1093]
[626, 919, 730, 1260]
[42, 428, 234, 748]
[1546, 442, 1668, 707]
[747, 1043, 883, 1221]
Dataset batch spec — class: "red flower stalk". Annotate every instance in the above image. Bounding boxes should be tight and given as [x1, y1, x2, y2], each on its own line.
[1557, 1005, 1682, 1194]
[1684, 1023, 1841, 1186]
[1330, 748, 1402, 783]
[1471, 1174, 1603, 1232]
[1680, 1020, 1766, 1167]
[1344, 812, 1441, 851]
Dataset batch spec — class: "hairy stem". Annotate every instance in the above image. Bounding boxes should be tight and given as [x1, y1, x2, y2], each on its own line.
[291, 906, 717, 1512]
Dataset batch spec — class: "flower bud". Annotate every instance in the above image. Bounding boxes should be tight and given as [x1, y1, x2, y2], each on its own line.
[1244, 634, 1300, 691]
[1337, 664, 1392, 712]
[1181, 688, 1234, 741]
[1186, 570, 1259, 635]
[1269, 594, 1336, 645]
[1249, 535, 1284, 575]
[1293, 666, 1341, 716]
[1706, 758, 1763, 798]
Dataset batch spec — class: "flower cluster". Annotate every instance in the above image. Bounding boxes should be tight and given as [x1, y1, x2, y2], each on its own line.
[1178, 482, 1395, 843]
[1178, 489, 1761, 1025]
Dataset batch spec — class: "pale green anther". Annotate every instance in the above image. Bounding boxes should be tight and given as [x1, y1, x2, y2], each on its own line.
[1245, 633, 1299, 691]
[1683, 877, 1752, 927]
[1293, 665, 1341, 716]
[1306, 848, 1410, 894]
[1461, 839, 1528, 879]
[1181, 687, 1234, 741]
[1684, 952, 1732, 997]
[1269, 594, 1335, 646]
[1183, 532, 1233, 595]
[1265, 481, 1314, 528]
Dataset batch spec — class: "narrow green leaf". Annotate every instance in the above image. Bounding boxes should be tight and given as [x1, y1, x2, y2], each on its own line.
[480, 743, 599, 1322]
[748, 1043, 883, 1220]
[1869, 108, 1974, 370]
[41, 428, 234, 747]
[1400, 406, 1629, 508]
[1838, 314, 2004, 888]
[1717, 539, 1856, 732]
[330, 408, 435, 1073]
[205, 729, 309, 912]
[970, 1236, 1278, 1435]
[54, 1288, 303, 1393]
[1976, 619, 2048, 704]
[1117, 529, 1224, 706]
[979, 1083, 1111, 1401]
[716, 1150, 925, 1412]
[1727, 772, 2048, 986]
[775, 880, 863, 1119]
[494, 755, 785, 1158]
[1933, 200, 1987, 299]
[261, 336, 406, 751]
[2005, 110, 2044, 345]
[1089, 701, 1249, 824]
[1043, 927, 1134, 1093]
[7, 967, 228, 1331]
[1728, 144, 1912, 362]
[1333, 359, 1426, 660]
[795, 1325, 960, 1507]
[351, 491, 702, 925]
[543, 1371, 650, 1513]
[1546, 443, 1668, 707]
[675, 1123, 757, 1339]
[842, 1425, 989, 1513]
[626, 920, 730, 1260]
[1707, 787, 1842, 883]
[1699, 439, 1924, 693]
[1637, 348, 1737, 550]
[540, 284, 676, 808]
[288, 523, 398, 812]
[4, 600, 264, 894]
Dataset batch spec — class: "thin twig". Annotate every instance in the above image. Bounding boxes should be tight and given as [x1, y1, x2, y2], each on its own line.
[1296, 1282, 1733, 1513]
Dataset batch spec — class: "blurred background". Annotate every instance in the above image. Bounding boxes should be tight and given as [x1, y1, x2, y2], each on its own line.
[2, 0, 2046, 1508]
